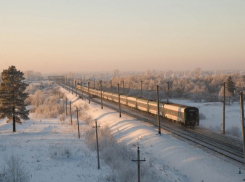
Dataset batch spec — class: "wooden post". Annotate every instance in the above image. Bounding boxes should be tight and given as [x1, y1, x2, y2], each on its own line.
[72, 79, 73, 94]
[100, 80, 103, 109]
[81, 81, 83, 99]
[223, 82, 225, 134]
[157, 85, 161, 135]
[132, 147, 145, 182]
[66, 98, 67, 116]
[141, 81, 143, 98]
[118, 84, 121, 117]
[75, 80, 77, 96]
[166, 81, 169, 103]
[122, 80, 124, 94]
[111, 80, 112, 92]
[88, 82, 90, 104]
[70, 101, 72, 125]
[77, 106, 80, 139]
[93, 119, 100, 169]
[240, 92, 245, 170]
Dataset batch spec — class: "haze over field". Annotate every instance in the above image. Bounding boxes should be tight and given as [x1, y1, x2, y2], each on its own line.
[1, 0, 245, 73]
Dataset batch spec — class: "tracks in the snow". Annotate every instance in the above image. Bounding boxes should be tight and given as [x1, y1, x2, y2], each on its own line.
[57, 82, 244, 165]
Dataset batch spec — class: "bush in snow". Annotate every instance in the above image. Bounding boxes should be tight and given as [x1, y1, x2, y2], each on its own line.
[83, 124, 162, 182]
[80, 113, 93, 126]
[97, 172, 117, 182]
[27, 88, 67, 119]
[0, 154, 30, 182]
[58, 113, 66, 123]
[227, 126, 241, 138]
[49, 143, 71, 159]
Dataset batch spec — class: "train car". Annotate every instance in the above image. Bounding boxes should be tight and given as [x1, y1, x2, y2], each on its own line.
[94, 89, 101, 97]
[120, 95, 127, 105]
[75, 84, 199, 127]
[89, 88, 97, 97]
[90, 88, 99, 97]
[148, 101, 164, 115]
[162, 104, 198, 126]
[112, 93, 119, 102]
[136, 98, 149, 112]
[76, 85, 82, 90]
[102, 91, 111, 101]
[127, 96, 137, 108]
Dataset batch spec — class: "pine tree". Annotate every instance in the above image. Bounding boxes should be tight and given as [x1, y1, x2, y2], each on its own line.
[226, 76, 235, 96]
[0, 66, 29, 132]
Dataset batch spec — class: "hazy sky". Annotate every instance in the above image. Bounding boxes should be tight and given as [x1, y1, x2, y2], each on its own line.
[1, 0, 245, 74]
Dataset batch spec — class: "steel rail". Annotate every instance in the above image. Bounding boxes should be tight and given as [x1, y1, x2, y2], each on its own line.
[57, 81, 244, 164]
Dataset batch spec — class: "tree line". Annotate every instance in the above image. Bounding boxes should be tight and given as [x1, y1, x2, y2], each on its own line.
[71, 68, 244, 102]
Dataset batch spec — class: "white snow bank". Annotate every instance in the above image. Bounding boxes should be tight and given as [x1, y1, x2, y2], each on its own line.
[58, 87, 245, 182]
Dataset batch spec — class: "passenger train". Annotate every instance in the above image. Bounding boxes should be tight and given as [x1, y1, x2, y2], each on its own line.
[76, 84, 199, 127]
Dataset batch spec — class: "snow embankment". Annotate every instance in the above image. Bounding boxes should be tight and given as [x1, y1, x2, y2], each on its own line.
[59, 87, 244, 182]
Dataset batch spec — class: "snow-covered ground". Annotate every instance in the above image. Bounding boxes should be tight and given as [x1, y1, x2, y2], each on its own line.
[170, 99, 242, 138]
[61, 87, 244, 182]
[0, 85, 244, 182]
[0, 117, 114, 181]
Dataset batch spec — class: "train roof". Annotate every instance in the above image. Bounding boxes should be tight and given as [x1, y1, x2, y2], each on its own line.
[163, 104, 186, 112]
[137, 98, 150, 103]
[76, 85, 197, 110]
[166, 102, 198, 109]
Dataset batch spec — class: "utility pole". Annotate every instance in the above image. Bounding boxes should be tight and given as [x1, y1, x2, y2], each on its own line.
[93, 119, 100, 169]
[70, 101, 72, 125]
[75, 80, 77, 96]
[141, 81, 143, 98]
[100, 80, 103, 109]
[76, 106, 80, 139]
[111, 80, 112, 92]
[81, 81, 83, 99]
[166, 81, 169, 103]
[88, 81, 90, 104]
[122, 80, 124, 94]
[66, 98, 67, 116]
[240, 91, 245, 172]
[223, 82, 225, 134]
[157, 85, 161, 135]
[72, 79, 73, 94]
[132, 147, 146, 182]
[118, 84, 121, 117]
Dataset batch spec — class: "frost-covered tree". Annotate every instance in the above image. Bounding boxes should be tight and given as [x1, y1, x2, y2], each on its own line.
[219, 81, 234, 105]
[0, 66, 29, 132]
[1, 154, 30, 182]
[226, 76, 235, 96]
[24, 70, 43, 81]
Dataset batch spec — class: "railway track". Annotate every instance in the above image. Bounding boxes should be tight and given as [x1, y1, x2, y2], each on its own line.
[57, 81, 244, 166]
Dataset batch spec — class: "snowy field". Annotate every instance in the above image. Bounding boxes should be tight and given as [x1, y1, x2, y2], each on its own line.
[0, 84, 244, 182]
[170, 99, 242, 138]
[0, 116, 114, 182]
